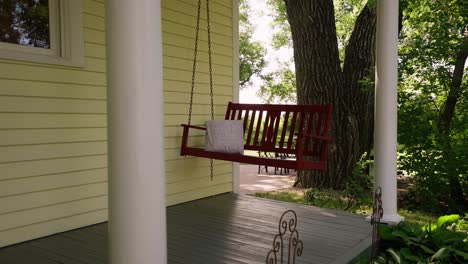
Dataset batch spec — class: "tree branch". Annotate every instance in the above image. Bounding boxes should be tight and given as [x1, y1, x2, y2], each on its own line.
[438, 36, 468, 135]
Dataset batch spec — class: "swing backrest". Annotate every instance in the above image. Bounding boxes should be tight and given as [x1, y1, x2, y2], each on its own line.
[225, 102, 333, 160]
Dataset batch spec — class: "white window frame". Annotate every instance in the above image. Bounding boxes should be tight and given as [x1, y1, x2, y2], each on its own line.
[0, 0, 84, 67]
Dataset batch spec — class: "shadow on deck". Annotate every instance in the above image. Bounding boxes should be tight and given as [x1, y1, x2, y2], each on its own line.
[0, 193, 372, 264]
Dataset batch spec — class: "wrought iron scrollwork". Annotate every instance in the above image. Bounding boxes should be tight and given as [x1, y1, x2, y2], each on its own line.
[370, 187, 384, 263]
[266, 210, 303, 264]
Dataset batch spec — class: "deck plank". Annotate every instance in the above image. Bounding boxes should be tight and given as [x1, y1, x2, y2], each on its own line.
[0, 193, 372, 263]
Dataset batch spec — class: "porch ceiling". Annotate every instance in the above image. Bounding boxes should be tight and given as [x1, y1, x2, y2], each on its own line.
[0, 194, 372, 264]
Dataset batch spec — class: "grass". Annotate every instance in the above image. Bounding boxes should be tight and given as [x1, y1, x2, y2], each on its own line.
[255, 191, 307, 205]
[254, 189, 439, 226]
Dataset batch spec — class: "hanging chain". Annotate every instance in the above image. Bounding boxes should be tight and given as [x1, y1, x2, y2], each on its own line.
[206, 0, 215, 180]
[188, 0, 203, 125]
[188, 0, 215, 180]
[206, 0, 215, 121]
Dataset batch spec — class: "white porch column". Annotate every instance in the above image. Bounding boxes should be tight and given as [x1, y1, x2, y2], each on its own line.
[106, 1, 167, 263]
[374, 0, 404, 225]
[232, 0, 240, 193]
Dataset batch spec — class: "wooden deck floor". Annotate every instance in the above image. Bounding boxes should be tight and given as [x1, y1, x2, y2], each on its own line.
[0, 193, 372, 264]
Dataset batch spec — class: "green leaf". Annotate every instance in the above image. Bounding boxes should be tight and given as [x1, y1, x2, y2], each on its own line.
[422, 224, 438, 232]
[392, 230, 411, 242]
[400, 248, 420, 261]
[418, 244, 435, 254]
[386, 248, 401, 263]
[380, 225, 395, 240]
[453, 249, 468, 260]
[431, 247, 448, 260]
[437, 214, 460, 227]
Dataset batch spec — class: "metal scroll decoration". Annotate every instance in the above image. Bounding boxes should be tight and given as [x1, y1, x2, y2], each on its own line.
[370, 187, 384, 263]
[266, 210, 304, 264]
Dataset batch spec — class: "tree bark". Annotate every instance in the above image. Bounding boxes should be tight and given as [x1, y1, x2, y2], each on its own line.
[438, 36, 467, 208]
[284, 0, 376, 189]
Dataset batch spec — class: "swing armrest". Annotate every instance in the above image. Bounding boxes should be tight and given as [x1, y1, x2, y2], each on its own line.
[181, 124, 207, 131]
[180, 124, 206, 156]
[294, 133, 334, 162]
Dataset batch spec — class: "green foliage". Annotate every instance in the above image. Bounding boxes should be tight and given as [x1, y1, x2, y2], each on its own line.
[345, 152, 373, 209]
[301, 154, 374, 211]
[258, 66, 297, 103]
[376, 215, 468, 263]
[334, 0, 367, 64]
[266, 0, 290, 49]
[397, 0, 468, 213]
[239, 0, 267, 88]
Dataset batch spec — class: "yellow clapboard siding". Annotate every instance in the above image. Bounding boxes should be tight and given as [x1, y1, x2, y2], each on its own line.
[0, 128, 107, 146]
[83, 13, 105, 31]
[0, 96, 106, 114]
[163, 45, 232, 66]
[0, 79, 106, 99]
[177, 0, 233, 11]
[0, 209, 107, 248]
[162, 9, 232, 36]
[164, 103, 228, 116]
[164, 0, 232, 26]
[0, 141, 107, 163]
[85, 43, 106, 59]
[162, 20, 232, 47]
[163, 56, 232, 76]
[0, 155, 107, 181]
[0, 113, 107, 129]
[165, 158, 230, 172]
[84, 28, 106, 45]
[84, 57, 106, 73]
[0, 56, 105, 74]
[0, 196, 107, 231]
[167, 172, 232, 194]
[0, 0, 110, 247]
[172, 0, 233, 17]
[167, 182, 232, 206]
[164, 134, 204, 149]
[163, 79, 233, 95]
[0, 182, 108, 215]
[163, 68, 232, 86]
[0, 168, 107, 197]
[164, 134, 205, 149]
[168, 147, 230, 161]
[164, 126, 206, 139]
[0, 63, 106, 86]
[166, 163, 232, 183]
[164, 114, 226, 127]
[83, 0, 105, 18]
[163, 32, 233, 56]
[164, 91, 232, 105]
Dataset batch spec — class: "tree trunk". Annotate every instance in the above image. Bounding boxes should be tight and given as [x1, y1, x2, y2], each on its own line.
[284, 0, 376, 189]
[438, 36, 467, 209]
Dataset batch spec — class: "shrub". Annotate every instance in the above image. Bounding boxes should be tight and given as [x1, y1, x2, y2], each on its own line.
[376, 214, 468, 263]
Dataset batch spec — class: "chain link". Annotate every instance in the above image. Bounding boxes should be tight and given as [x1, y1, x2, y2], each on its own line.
[188, 0, 202, 125]
[188, 0, 215, 180]
[206, 0, 215, 121]
[206, 0, 215, 180]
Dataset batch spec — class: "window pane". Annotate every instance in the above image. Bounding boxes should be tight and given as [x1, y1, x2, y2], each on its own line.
[0, 0, 50, 49]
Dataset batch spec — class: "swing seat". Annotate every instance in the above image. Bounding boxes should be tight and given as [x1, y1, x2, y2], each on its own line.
[180, 102, 333, 171]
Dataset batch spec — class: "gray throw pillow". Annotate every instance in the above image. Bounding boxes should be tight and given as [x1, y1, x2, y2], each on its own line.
[205, 120, 244, 154]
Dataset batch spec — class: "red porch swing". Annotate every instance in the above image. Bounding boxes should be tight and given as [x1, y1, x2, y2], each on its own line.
[179, 0, 333, 174]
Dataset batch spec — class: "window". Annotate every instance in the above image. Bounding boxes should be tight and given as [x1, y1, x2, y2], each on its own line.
[0, 0, 83, 66]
